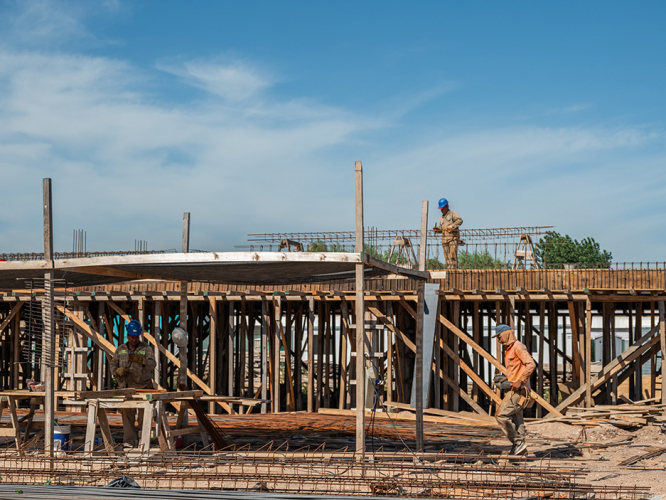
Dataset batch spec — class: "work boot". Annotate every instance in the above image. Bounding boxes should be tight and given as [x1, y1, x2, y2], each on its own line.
[512, 441, 528, 456]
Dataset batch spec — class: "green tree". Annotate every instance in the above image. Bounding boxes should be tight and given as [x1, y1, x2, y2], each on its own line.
[535, 232, 612, 268]
[458, 251, 510, 269]
[306, 240, 347, 252]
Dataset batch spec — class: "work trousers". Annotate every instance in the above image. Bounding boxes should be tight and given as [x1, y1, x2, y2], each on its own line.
[122, 407, 145, 446]
[442, 242, 459, 269]
[496, 391, 526, 445]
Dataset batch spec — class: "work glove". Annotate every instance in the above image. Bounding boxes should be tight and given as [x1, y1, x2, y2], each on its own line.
[128, 353, 144, 365]
[493, 373, 512, 391]
[115, 367, 129, 378]
[432, 226, 442, 233]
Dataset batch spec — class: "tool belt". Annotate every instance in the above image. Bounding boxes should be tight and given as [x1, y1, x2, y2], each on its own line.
[514, 386, 534, 409]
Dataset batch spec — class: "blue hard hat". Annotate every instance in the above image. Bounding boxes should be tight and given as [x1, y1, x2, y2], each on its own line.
[493, 324, 511, 338]
[126, 320, 143, 336]
[438, 198, 449, 209]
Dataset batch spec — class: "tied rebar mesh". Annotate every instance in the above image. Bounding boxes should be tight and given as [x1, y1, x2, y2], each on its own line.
[18, 279, 69, 369]
[0, 446, 650, 499]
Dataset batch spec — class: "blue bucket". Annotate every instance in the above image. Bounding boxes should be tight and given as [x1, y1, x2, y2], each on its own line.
[54, 425, 71, 452]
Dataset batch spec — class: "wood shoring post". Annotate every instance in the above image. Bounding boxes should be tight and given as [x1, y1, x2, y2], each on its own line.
[43, 177, 55, 455]
[307, 297, 315, 413]
[415, 281, 425, 452]
[274, 297, 282, 413]
[418, 200, 428, 272]
[634, 302, 643, 401]
[208, 297, 217, 414]
[179, 212, 190, 390]
[354, 160, 365, 459]
[659, 300, 666, 404]
[261, 297, 268, 414]
[585, 298, 593, 408]
[227, 301, 234, 398]
[567, 301, 581, 381]
[339, 299, 349, 409]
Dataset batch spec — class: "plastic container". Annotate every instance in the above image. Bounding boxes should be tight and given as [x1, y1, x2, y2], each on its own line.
[54, 425, 71, 452]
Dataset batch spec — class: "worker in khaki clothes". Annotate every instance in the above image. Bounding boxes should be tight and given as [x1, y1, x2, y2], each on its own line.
[432, 197, 463, 269]
[109, 320, 156, 447]
[492, 324, 536, 456]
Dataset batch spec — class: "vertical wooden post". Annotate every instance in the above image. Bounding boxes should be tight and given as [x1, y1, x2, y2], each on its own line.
[208, 297, 217, 413]
[635, 303, 643, 401]
[472, 301, 480, 404]
[659, 300, 666, 404]
[307, 297, 315, 412]
[274, 297, 281, 413]
[354, 160, 366, 458]
[97, 303, 106, 390]
[585, 298, 593, 408]
[179, 212, 190, 390]
[452, 301, 460, 412]
[419, 201, 428, 272]
[43, 178, 55, 455]
[577, 302, 585, 385]
[415, 282, 425, 453]
[536, 302, 545, 418]
[339, 300, 349, 410]
[261, 298, 268, 414]
[227, 301, 234, 397]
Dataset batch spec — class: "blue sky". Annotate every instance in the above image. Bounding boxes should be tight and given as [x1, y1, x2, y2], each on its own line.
[1, 1, 665, 261]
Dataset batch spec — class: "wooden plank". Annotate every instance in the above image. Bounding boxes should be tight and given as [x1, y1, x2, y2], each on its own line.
[97, 407, 116, 455]
[0, 303, 22, 335]
[661, 301, 666, 405]
[144, 390, 203, 401]
[367, 306, 416, 352]
[208, 297, 217, 414]
[568, 301, 581, 380]
[185, 398, 229, 449]
[277, 319, 296, 410]
[438, 313, 562, 416]
[585, 298, 592, 407]
[354, 160, 365, 458]
[556, 324, 661, 412]
[439, 336, 501, 405]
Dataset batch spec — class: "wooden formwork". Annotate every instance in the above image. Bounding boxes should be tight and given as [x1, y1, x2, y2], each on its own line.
[2, 270, 664, 421]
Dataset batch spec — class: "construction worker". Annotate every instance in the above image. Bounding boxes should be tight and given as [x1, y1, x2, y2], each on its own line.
[432, 198, 463, 269]
[110, 319, 156, 447]
[492, 324, 536, 456]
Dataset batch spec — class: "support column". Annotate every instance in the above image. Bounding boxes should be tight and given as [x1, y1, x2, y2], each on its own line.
[208, 297, 217, 414]
[354, 161, 365, 458]
[659, 300, 666, 404]
[261, 298, 268, 414]
[43, 178, 55, 455]
[585, 298, 593, 408]
[274, 297, 281, 413]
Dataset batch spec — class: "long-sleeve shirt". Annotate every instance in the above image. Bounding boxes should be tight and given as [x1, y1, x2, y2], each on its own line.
[437, 210, 463, 243]
[109, 340, 156, 389]
[504, 340, 536, 391]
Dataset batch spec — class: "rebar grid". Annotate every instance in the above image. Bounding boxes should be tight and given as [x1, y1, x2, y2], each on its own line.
[0, 449, 648, 499]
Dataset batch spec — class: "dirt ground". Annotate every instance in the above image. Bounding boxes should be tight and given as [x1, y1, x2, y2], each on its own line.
[526, 420, 666, 496]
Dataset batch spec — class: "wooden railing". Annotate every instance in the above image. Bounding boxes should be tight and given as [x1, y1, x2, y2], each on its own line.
[440, 268, 666, 292]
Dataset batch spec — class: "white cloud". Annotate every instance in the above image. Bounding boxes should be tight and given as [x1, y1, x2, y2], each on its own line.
[0, 48, 379, 253]
[158, 58, 272, 102]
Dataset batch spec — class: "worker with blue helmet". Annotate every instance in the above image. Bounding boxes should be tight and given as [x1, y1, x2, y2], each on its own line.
[433, 197, 463, 269]
[109, 319, 156, 447]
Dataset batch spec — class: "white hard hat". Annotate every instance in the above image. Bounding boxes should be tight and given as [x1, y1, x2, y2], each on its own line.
[171, 327, 189, 347]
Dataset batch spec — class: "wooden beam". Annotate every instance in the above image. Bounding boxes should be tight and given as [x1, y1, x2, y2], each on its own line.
[367, 305, 416, 353]
[0, 303, 22, 334]
[439, 337, 501, 405]
[555, 323, 661, 412]
[438, 314, 562, 417]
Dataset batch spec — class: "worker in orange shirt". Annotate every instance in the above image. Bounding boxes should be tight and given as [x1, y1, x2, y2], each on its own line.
[492, 324, 536, 456]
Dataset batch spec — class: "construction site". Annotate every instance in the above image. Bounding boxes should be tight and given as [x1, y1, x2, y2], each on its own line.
[0, 169, 665, 500]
